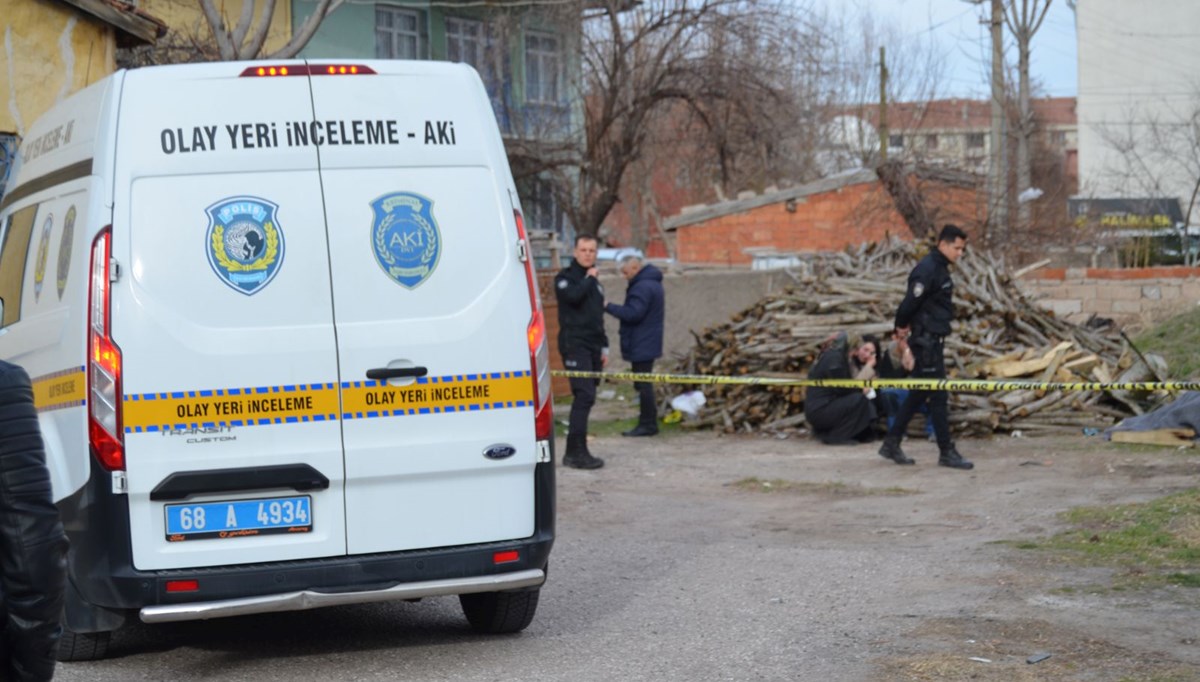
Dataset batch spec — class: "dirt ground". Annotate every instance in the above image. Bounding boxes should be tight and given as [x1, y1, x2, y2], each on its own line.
[568, 395, 1200, 681]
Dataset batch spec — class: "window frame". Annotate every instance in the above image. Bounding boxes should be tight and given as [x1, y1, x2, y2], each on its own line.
[524, 30, 563, 105]
[375, 5, 426, 60]
[0, 204, 39, 327]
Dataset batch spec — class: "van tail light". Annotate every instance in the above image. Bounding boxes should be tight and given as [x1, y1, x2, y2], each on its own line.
[88, 228, 124, 471]
[514, 210, 553, 441]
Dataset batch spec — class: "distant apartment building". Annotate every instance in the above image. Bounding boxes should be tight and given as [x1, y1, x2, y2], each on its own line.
[841, 97, 1078, 187]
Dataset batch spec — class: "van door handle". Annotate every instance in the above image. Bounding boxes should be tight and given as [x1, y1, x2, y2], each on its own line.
[366, 366, 428, 380]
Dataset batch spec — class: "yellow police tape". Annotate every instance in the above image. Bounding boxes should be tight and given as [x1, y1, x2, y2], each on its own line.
[552, 370, 1200, 393]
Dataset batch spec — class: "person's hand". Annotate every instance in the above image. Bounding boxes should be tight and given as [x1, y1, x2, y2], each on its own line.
[586, 266, 599, 278]
[601, 354, 609, 368]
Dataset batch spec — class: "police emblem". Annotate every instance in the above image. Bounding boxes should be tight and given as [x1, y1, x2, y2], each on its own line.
[57, 206, 75, 301]
[912, 282, 925, 298]
[370, 192, 441, 289]
[205, 197, 285, 296]
[33, 214, 53, 301]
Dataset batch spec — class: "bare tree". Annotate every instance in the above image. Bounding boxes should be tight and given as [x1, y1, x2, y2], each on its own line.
[1003, 0, 1053, 234]
[123, 0, 344, 64]
[815, 7, 948, 172]
[523, 0, 806, 244]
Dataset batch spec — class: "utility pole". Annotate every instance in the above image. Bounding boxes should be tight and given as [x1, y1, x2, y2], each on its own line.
[879, 46, 889, 163]
[989, 0, 1007, 245]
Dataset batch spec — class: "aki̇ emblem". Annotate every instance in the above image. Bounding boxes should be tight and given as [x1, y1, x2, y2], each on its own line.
[56, 206, 75, 300]
[33, 214, 52, 301]
[370, 192, 441, 289]
[205, 196, 285, 296]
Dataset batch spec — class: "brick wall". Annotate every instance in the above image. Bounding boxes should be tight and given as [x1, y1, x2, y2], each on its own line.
[674, 181, 914, 265]
[1023, 266, 1200, 325]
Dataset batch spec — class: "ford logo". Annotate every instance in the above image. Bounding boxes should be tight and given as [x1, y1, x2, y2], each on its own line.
[483, 444, 516, 460]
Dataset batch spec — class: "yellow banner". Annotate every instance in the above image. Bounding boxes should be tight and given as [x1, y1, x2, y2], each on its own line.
[123, 384, 341, 433]
[340, 372, 534, 417]
[31, 367, 86, 412]
[122, 371, 535, 433]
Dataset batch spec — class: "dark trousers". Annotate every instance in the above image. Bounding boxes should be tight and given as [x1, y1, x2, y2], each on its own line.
[886, 334, 952, 449]
[564, 347, 602, 437]
[631, 360, 656, 428]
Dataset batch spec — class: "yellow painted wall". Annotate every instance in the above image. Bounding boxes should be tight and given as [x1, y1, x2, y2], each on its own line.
[140, 0, 293, 58]
[0, 0, 116, 135]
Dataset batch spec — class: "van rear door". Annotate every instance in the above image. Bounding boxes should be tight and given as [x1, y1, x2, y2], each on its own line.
[309, 62, 537, 555]
[113, 64, 347, 570]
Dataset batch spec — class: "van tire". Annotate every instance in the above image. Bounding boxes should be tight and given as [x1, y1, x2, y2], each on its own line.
[459, 588, 540, 634]
[56, 628, 112, 662]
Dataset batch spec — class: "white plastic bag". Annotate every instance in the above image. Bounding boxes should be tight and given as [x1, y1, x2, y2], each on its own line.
[670, 390, 707, 417]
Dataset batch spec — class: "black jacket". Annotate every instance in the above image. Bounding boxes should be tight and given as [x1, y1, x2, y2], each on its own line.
[894, 249, 955, 337]
[0, 361, 69, 682]
[605, 264, 665, 363]
[554, 259, 608, 355]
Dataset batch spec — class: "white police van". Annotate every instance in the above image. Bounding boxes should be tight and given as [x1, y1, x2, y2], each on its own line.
[0, 60, 555, 660]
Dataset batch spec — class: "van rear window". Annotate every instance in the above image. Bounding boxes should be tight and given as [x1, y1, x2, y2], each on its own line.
[0, 204, 38, 326]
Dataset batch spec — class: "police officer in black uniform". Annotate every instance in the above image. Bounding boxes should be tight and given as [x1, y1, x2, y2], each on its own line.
[555, 234, 608, 470]
[878, 224, 974, 470]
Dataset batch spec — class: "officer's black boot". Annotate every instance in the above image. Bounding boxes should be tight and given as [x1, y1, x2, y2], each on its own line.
[878, 435, 914, 465]
[563, 434, 604, 470]
[937, 443, 974, 470]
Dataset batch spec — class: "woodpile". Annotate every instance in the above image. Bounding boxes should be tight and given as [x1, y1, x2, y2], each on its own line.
[671, 238, 1169, 437]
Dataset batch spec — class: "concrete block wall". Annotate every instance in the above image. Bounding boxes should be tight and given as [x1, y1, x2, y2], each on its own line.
[1022, 266, 1200, 326]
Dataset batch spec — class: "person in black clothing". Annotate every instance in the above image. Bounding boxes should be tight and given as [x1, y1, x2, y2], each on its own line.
[555, 235, 608, 469]
[878, 224, 974, 469]
[0, 361, 69, 681]
[604, 250, 665, 437]
[804, 332, 879, 445]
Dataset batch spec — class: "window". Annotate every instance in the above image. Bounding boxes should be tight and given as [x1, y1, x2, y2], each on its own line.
[376, 6, 425, 59]
[447, 17, 500, 90]
[888, 134, 903, 149]
[925, 134, 938, 150]
[0, 204, 38, 327]
[966, 132, 985, 149]
[0, 134, 17, 202]
[525, 31, 562, 104]
[1051, 130, 1067, 146]
[526, 177, 564, 238]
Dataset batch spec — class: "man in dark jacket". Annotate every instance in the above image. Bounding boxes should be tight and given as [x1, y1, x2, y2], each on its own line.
[604, 250, 665, 437]
[0, 361, 69, 681]
[878, 224, 974, 470]
[555, 235, 608, 469]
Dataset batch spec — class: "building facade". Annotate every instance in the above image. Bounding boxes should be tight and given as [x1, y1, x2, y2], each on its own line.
[1076, 0, 1200, 261]
[0, 0, 163, 198]
[296, 0, 584, 256]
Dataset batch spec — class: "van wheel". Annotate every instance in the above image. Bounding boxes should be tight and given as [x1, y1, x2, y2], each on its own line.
[459, 588, 540, 634]
[56, 628, 112, 662]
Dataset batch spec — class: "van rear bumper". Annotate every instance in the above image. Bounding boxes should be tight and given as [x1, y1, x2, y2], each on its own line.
[141, 567, 545, 623]
[60, 457, 556, 631]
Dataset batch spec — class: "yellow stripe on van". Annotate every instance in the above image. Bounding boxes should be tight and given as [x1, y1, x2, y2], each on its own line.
[31, 367, 87, 412]
[340, 371, 534, 419]
[123, 384, 340, 433]
[121, 371, 534, 433]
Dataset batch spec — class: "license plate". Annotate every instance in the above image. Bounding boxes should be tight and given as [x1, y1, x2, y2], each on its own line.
[165, 496, 312, 542]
